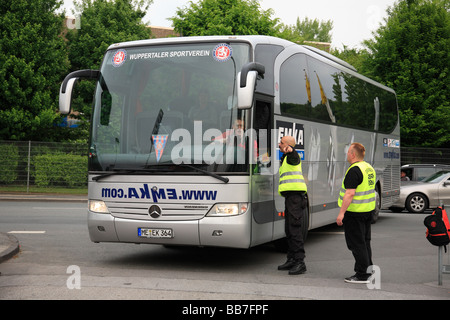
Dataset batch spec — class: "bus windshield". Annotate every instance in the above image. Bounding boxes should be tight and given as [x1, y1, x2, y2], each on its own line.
[89, 42, 251, 175]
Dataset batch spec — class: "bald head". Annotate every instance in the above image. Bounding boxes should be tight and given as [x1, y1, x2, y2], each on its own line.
[279, 136, 296, 154]
[283, 136, 296, 147]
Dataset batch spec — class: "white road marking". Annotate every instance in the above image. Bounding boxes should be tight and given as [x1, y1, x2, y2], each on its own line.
[8, 231, 46, 234]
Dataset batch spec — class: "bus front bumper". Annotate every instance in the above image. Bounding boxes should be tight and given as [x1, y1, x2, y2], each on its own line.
[87, 210, 251, 248]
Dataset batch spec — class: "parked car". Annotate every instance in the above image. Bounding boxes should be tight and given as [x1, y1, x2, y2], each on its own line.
[401, 164, 450, 181]
[390, 170, 450, 213]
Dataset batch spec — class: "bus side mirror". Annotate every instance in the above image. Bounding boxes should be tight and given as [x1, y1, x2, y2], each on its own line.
[59, 78, 77, 114]
[237, 71, 258, 109]
[59, 69, 100, 114]
[237, 62, 265, 110]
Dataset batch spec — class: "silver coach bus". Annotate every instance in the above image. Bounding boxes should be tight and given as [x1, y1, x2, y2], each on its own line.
[59, 35, 400, 249]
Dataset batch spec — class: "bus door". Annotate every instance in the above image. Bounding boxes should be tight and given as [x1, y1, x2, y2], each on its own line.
[250, 98, 275, 246]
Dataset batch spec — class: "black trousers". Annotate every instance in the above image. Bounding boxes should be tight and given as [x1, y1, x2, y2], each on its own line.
[343, 211, 373, 278]
[284, 192, 306, 262]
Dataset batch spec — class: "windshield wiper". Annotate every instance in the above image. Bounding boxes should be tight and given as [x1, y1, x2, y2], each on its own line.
[178, 163, 229, 183]
[91, 168, 161, 181]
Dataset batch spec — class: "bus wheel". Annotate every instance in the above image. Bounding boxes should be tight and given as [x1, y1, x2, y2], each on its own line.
[371, 187, 381, 224]
[302, 204, 310, 241]
[273, 237, 288, 252]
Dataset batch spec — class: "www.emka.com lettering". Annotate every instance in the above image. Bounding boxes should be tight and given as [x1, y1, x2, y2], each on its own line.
[101, 184, 217, 202]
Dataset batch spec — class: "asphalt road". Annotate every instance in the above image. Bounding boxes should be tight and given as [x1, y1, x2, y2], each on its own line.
[0, 200, 449, 303]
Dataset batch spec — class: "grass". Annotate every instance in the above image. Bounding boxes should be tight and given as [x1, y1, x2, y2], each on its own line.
[0, 185, 87, 195]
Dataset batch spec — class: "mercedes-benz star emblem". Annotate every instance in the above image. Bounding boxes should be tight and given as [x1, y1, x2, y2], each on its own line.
[148, 205, 162, 219]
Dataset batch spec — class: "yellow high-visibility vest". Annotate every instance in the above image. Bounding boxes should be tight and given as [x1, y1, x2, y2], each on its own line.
[338, 161, 376, 212]
[278, 155, 307, 195]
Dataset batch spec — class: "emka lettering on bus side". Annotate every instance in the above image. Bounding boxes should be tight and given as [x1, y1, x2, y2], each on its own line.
[276, 120, 305, 160]
[276, 120, 304, 148]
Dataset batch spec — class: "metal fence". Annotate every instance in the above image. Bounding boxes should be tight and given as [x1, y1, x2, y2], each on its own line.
[0, 140, 449, 191]
[0, 140, 88, 190]
[401, 147, 450, 166]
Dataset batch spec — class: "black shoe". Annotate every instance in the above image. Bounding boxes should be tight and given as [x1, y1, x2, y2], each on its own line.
[278, 259, 296, 270]
[344, 274, 370, 284]
[289, 262, 307, 275]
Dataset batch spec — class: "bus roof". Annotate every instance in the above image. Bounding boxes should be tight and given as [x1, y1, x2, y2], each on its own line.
[106, 35, 395, 94]
[107, 35, 294, 51]
[107, 35, 356, 73]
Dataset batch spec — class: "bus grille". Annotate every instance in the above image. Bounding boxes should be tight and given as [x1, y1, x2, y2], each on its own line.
[381, 164, 400, 207]
[105, 201, 209, 221]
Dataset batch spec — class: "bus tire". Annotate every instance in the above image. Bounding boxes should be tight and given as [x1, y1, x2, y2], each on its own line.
[302, 204, 310, 241]
[371, 187, 381, 224]
[273, 237, 288, 252]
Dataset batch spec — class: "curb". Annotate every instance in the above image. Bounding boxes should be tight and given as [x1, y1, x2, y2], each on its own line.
[0, 232, 20, 264]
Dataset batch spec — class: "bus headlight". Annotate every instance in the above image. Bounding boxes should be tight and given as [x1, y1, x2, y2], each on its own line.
[208, 203, 248, 216]
[89, 200, 110, 213]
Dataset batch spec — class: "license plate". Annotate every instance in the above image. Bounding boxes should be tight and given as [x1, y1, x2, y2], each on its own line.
[138, 228, 173, 239]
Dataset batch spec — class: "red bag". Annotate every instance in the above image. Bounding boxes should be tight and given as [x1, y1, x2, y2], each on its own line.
[424, 206, 450, 251]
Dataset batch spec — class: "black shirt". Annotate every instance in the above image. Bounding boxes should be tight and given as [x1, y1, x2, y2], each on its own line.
[280, 149, 300, 166]
[343, 164, 363, 190]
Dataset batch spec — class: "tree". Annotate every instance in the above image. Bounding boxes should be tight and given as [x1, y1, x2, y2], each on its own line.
[66, 0, 153, 137]
[171, 0, 280, 36]
[363, 0, 450, 148]
[0, 0, 69, 141]
[279, 17, 333, 43]
[331, 46, 369, 72]
[69, 0, 153, 70]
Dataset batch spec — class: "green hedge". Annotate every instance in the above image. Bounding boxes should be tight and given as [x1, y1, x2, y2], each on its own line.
[32, 153, 88, 187]
[0, 144, 19, 183]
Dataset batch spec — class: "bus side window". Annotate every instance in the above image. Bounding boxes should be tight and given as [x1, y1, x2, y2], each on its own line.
[280, 54, 310, 118]
[254, 100, 271, 168]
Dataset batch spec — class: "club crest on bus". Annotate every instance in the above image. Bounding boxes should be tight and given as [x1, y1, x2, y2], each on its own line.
[213, 44, 232, 62]
[152, 135, 168, 162]
[112, 50, 126, 67]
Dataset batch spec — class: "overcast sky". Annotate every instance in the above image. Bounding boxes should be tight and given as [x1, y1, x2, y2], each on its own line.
[63, 0, 398, 49]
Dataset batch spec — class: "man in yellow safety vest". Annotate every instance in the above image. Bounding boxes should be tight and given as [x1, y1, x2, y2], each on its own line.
[337, 142, 376, 284]
[277, 136, 308, 275]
